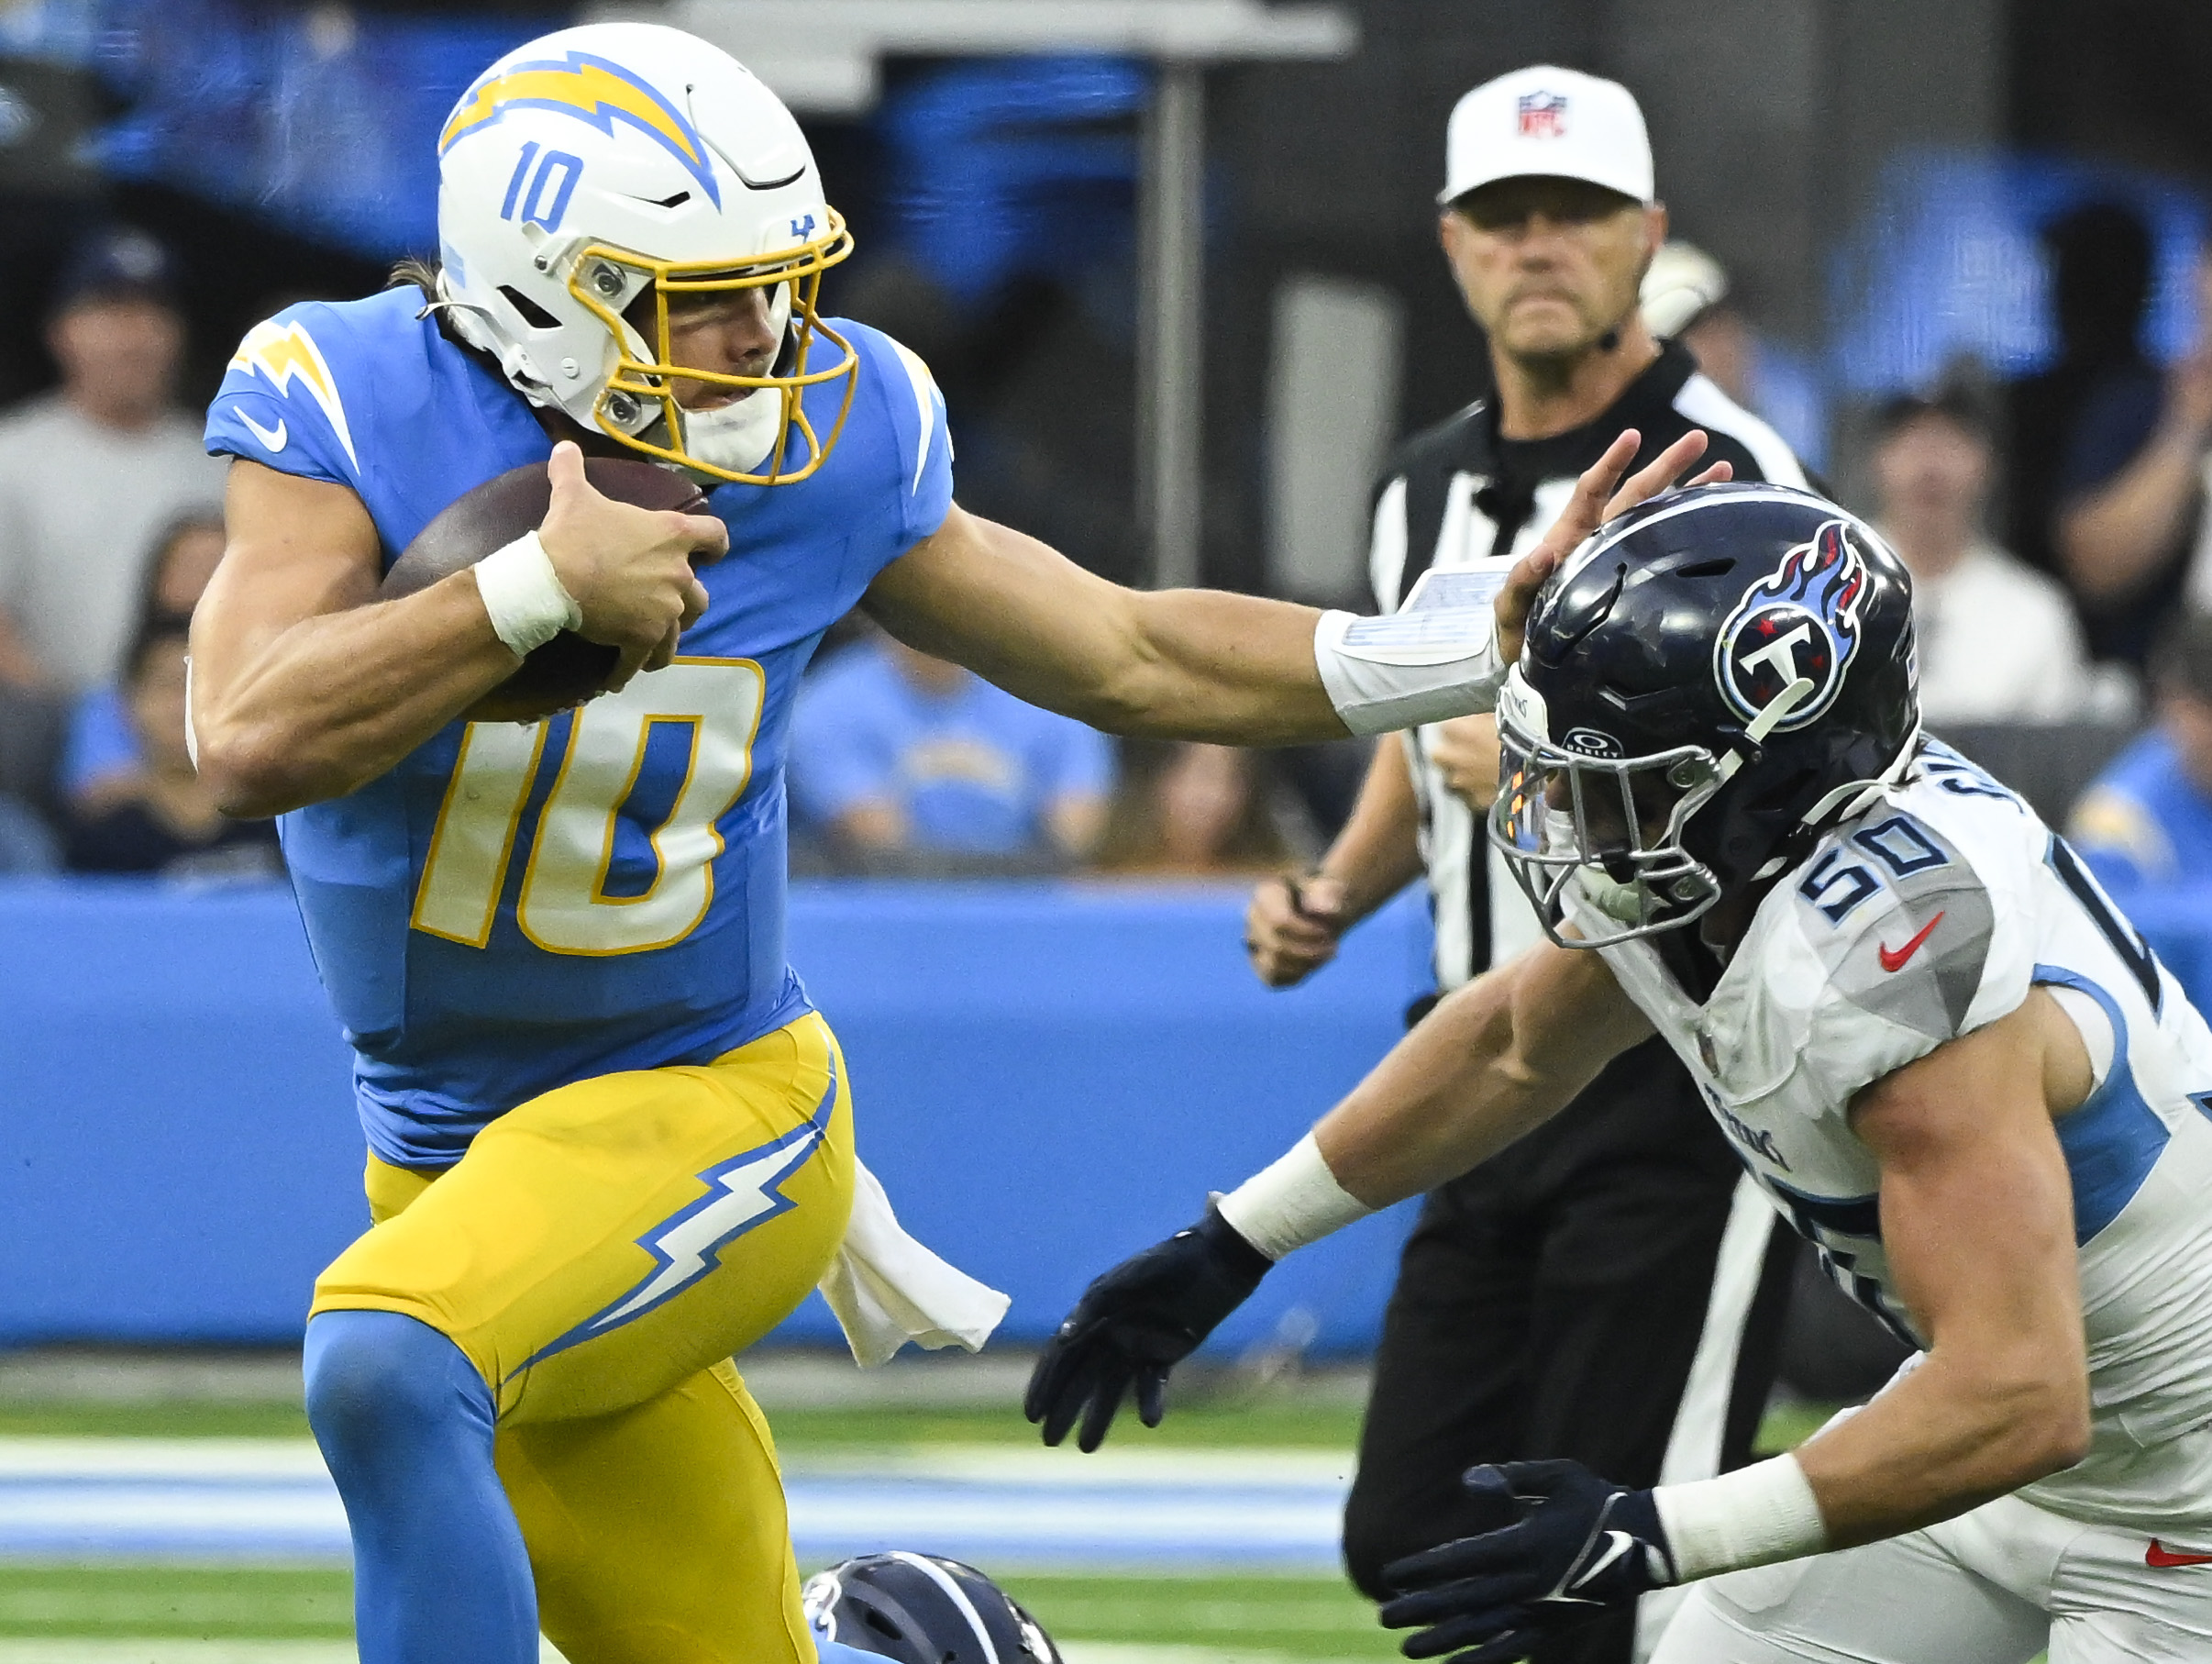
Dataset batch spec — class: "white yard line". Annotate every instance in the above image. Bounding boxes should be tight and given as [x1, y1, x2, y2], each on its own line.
[0, 1647, 364, 1663]
[0, 1439, 1353, 1487]
[0, 1437, 1353, 1570]
[0, 1442, 330, 1480]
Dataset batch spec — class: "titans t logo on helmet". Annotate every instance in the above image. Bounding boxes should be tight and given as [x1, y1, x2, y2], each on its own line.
[1713, 520, 1869, 733]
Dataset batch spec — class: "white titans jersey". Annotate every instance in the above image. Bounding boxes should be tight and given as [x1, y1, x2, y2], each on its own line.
[1586, 741, 2212, 1531]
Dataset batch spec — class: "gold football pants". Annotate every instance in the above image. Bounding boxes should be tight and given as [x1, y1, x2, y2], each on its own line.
[311, 1011, 856, 1664]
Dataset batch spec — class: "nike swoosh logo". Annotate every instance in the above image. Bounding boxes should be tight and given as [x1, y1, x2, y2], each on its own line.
[1563, 1531, 1635, 1596]
[1878, 910, 1945, 973]
[2148, 1539, 2212, 1568]
[238, 409, 287, 452]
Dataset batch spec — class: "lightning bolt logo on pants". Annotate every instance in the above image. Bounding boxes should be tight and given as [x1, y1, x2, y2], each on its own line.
[523, 1062, 837, 1368]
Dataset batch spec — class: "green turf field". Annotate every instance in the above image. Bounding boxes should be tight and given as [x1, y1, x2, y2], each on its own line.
[0, 1565, 1392, 1659]
[0, 1567, 355, 1639]
[0, 1376, 1837, 1661]
[0, 1382, 1388, 1660]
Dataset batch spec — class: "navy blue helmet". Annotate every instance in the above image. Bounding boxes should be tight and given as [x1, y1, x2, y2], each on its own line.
[803, 1552, 1063, 1664]
[1490, 481, 1919, 945]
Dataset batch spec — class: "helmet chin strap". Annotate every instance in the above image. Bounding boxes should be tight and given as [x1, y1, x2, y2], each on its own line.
[425, 272, 560, 408]
[1745, 721, 1924, 882]
[1708, 676, 1814, 890]
[680, 388, 783, 475]
[1791, 720, 1923, 829]
[1714, 676, 1815, 786]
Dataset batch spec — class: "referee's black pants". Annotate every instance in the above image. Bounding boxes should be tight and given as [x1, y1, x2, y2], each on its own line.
[1343, 1036, 1797, 1664]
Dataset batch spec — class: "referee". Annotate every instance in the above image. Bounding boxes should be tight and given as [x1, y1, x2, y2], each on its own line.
[1244, 66, 1805, 1664]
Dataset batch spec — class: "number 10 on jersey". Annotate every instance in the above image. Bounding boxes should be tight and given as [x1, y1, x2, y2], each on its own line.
[410, 659, 765, 956]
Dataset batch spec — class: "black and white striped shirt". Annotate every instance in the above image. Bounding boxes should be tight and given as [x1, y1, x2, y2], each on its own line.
[1369, 339, 1808, 989]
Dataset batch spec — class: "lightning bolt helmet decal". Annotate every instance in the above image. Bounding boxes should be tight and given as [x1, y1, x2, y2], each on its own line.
[439, 50, 723, 207]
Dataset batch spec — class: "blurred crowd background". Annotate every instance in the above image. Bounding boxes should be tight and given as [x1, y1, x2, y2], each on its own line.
[5, 0, 2212, 902]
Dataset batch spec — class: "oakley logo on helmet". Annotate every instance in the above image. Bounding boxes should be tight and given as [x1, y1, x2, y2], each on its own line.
[1714, 520, 1869, 734]
[1562, 727, 1624, 758]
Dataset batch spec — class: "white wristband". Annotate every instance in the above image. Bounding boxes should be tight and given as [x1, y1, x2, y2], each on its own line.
[1214, 1133, 1374, 1261]
[1653, 1455, 1828, 1582]
[1312, 607, 1508, 735]
[473, 531, 581, 658]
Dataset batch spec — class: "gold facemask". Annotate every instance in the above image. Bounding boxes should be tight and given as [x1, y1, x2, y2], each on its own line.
[568, 208, 859, 486]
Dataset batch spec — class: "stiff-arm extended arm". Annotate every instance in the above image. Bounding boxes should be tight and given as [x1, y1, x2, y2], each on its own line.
[867, 431, 1724, 748]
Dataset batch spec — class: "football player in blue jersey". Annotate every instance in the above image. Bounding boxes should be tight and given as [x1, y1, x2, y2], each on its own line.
[186, 23, 1720, 1664]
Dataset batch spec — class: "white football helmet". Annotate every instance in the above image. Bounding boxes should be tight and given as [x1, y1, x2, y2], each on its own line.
[433, 22, 857, 484]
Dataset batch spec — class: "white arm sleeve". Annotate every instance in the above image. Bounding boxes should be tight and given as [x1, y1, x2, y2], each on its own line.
[1312, 606, 1508, 735]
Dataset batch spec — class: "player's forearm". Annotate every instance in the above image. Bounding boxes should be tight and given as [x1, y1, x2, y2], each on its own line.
[1217, 962, 1611, 1264]
[1313, 737, 1425, 921]
[1120, 588, 1518, 747]
[1112, 587, 1346, 743]
[1310, 960, 1599, 1206]
[874, 510, 1507, 742]
[1792, 1343, 2091, 1549]
[192, 573, 520, 816]
[867, 514, 1345, 741]
[1629, 1350, 2084, 1592]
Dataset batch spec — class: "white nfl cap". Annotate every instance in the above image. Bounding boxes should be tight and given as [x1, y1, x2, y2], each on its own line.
[1440, 65, 1654, 207]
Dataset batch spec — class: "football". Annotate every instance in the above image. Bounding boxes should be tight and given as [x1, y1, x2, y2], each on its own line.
[382, 456, 712, 724]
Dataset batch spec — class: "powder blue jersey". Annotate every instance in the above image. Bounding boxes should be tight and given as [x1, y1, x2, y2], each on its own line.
[205, 289, 953, 1167]
[2069, 731, 2212, 893]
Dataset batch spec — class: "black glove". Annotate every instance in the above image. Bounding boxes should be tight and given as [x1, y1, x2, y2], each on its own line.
[1023, 1202, 1271, 1451]
[1378, 1460, 1677, 1664]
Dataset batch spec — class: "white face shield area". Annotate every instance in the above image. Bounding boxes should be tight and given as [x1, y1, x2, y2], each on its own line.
[1488, 681, 1728, 948]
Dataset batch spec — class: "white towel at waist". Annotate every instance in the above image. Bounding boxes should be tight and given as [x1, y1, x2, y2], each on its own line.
[817, 1156, 1011, 1368]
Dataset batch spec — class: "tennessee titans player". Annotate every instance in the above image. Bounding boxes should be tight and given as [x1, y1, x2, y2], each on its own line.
[1033, 482, 2212, 1663]
[187, 22, 1692, 1664]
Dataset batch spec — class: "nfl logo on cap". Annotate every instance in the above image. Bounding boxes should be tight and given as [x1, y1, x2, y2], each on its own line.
[1517, 91, 1568, 139]
[1441, 65, 1655, 207]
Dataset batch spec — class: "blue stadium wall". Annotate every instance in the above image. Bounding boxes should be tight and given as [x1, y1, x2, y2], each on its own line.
[0, 878, 1436, 1358]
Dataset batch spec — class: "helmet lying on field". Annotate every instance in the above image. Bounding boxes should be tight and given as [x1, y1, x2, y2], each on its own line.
[803, 1551, 1063, 1664]
[1490, 481, 1921, 948]
[433, 20, 857, 484]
